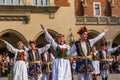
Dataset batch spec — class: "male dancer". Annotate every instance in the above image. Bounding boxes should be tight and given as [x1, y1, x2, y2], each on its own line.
[99, 42, 120, 80]
[27, 41, 51, 80]
[69, 26, 109, 80]
[42, 50, 55, 80]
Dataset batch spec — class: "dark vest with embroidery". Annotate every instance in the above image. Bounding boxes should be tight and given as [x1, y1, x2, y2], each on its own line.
[99, 50, 109, 70]
[28, 49, 42, 76]
[75, 40, 92, 56]
[16, 51, 25, 61]
[41, 53, 52, 74]
[99, 50, 109, 59]
[28, 49, 41, 61]
[92, 51, 99, 60]
[56, 46, 68, 59]
[74, 40, 94, 73]
[41, 53, 52, 62]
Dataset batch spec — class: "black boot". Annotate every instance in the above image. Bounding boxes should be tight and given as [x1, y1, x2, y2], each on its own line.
[105, 77, 108, 80]
[102, 77, 105, 80]
[93, 78, 97, 80]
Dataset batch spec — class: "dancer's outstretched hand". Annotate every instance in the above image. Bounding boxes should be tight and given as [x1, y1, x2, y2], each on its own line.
[103, 27, 109, 33]
[0, 39, 5, 43]
[40, 24, 45, 30]
[118, 45, 120, 48]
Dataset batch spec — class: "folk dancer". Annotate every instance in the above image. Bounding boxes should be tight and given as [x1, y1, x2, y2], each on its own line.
[41, 24, 72, 80]
[41, 50, 55, 80]
[0, 39, 28, 80]
[69, 26, 109, 80]
[27, 41, 51, 80]
[92, 46, 100, 80]
[99, 42, 120, 80]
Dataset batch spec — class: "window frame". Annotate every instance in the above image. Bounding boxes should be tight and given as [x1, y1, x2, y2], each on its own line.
[13, 0, 20, 5]
[6, 0, 13, 5]
[0, 0, 4, 5]
[93, 2, 101, 16]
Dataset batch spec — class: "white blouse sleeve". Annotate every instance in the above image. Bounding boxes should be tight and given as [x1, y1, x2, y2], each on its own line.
[23, 45, 29, 61]
[89, 32, 105, 47]
[69, 44, 77, 55]
[24, 45, 29, 51]
[107, 47, 119, 54]
[38, 44, 51, 54]
[44, 29, 57, 50]
[50, 53, 55, 60]
[5, 41, 16, 53]
[25, 50, 29, 61]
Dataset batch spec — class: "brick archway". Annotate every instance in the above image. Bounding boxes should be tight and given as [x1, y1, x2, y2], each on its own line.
[112, 33, 120, 55]
[0, 29, 27, 57]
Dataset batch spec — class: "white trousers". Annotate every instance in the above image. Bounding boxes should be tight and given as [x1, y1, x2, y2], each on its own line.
[101, 70, 109, 78]
[30, 74, 42, 80]
[78, 74, 92, 80]
[42, 73, 50, 80]
[92, 61, 100, 75]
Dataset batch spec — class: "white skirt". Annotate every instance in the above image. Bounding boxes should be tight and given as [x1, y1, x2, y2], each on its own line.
[13, 61, 28, 80]
[52, 58, 72, 80]
[92, 61, 100, 75]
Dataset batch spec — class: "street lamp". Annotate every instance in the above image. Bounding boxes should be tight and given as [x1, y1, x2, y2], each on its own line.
[69, 28, 74, 46]
[107, 40, 111, 49]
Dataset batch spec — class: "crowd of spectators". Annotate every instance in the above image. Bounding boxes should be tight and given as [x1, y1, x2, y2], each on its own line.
[109, 56, 120, 73]
[0, 54, 13, 77]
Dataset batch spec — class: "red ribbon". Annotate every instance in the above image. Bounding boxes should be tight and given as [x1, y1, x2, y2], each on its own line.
[21, 51, 25, 60]
[61, 48, 64, 54]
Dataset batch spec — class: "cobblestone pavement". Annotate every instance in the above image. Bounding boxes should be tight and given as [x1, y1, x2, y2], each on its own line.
[73, 74, 120, 80]
[97, 74, 120, 80]
[0, 74, 120, 80]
